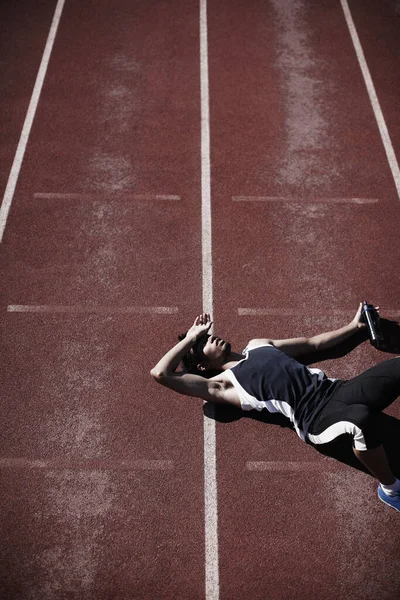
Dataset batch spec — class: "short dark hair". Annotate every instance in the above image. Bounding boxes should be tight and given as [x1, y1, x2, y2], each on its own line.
[178, 333, 223, 378]
[178, 331, 209, 372]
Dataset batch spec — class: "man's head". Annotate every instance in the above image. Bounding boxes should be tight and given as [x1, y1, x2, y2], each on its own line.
[179, 332, 232, 373]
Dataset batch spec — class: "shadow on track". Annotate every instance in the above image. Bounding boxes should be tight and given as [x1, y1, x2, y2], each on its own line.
[203, 318, 400, 479]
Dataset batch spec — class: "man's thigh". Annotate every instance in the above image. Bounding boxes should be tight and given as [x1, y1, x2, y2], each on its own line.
[337, 357, 400, 412]
[309, 400, 383, 450]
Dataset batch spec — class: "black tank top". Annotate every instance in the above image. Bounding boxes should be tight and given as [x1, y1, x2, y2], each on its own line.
[228, 344, 340, 440]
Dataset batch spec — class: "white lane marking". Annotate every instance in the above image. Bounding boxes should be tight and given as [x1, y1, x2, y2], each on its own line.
[340, 0, 400, 202]
[0, 458, 173, 470]
[233, 196, 378, 204]
[239, 308, 310, 316]
[34, 193, 181, 201]
[0, 0, 66, 243]
[200, 1, 219, 598]
[247, 461, 333, 471]
[200, 8, 213, 315]
[238, 308, 400, 317]
[7, 305, 178, 314]
[238, 308, 350, 316]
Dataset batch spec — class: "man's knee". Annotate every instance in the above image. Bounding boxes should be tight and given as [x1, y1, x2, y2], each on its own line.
[352, 412, 384, 451]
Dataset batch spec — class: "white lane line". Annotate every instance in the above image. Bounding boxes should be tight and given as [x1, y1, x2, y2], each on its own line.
[0, 458, 173, 470]
[238, 308, 351, 316]
[34, 193, 181, 201]
[7, 305, 178, 314]
[233, 196, 378, 204]
[200, 7, 214, 315]
[200, 1, 219, 599]
[247, 461, 333, 472]
[0, 0, 66, 244]
[340, 0, 400, 202]
[239, 308, 312, 316]
[238, 308, 400, 317]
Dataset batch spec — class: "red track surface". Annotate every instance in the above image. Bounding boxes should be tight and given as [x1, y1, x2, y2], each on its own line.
[1, 1, 400, 599]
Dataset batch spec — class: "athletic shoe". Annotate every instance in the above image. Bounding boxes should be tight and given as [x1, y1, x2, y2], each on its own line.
[378, 485, 400, 513]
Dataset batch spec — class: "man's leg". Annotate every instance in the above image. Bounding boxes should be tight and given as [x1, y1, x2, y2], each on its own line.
[325, 357, 400, 485]
[353, 445, 395, 485]
[338, 358, 400, 509]
[353, 443, 400, 512]
[310, 396, 400, 510]
[341, 356, 400, 412]
[310, 358, 400, 510]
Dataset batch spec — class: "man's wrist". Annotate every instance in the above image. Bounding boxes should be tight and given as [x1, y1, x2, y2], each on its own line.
[350, 318, 364, 331]
[185, 332, 198, 345]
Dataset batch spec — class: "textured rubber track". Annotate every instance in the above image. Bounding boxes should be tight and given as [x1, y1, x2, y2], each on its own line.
[208, 1, 400, 599]
[1, 0, 400, 599]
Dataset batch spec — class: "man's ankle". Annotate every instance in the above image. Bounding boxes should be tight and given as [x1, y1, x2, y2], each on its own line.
[380, 478, 400, 496]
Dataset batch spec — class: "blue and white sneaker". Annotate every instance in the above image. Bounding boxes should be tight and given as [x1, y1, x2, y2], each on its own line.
[378, 485, 400, 512]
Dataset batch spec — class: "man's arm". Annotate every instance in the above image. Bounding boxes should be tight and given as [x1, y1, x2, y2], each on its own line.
[248, 303, 366, 358]
[150, 313, 226, 403]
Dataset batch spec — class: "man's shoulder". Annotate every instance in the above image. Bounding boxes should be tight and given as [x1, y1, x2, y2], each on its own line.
[245, 339, 274, 351]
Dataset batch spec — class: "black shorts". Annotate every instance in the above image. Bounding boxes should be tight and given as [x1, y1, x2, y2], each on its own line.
[308, 357, 400, 451]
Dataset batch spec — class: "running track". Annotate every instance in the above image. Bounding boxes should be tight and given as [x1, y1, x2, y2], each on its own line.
[1, 1, 400, 599]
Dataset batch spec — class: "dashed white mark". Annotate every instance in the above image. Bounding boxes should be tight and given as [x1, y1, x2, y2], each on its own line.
[239, 308, 347, 316]
[7, 305, 179, 314]
[34, 193, 181, 201]
[0, 458, 174, 470]
[247, 461, 334, 471]
[238, 308, 400, 317]
[232, 196, 378, 204]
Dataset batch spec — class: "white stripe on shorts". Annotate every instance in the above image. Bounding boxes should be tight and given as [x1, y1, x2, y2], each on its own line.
[307, 421, 367, 451]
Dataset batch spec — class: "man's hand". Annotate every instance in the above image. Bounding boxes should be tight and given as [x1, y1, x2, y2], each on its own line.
[352, 302, 365, 329]
[351, 301, 379, 330]
[151, 313, 213, 379]
[187, 313, 213, 340]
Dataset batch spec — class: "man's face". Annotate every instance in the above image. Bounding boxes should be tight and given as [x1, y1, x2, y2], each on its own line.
[192, 334, 231, 365]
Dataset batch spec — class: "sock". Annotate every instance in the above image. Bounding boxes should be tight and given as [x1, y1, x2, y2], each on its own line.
[380, 478, 400, 496]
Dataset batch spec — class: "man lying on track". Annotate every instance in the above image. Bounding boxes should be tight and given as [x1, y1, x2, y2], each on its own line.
[151, 304, 400, 513]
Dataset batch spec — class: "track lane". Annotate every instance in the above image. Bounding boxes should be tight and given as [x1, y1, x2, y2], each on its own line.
[208, 1, 400, 598]
[0, 1, 206, 598]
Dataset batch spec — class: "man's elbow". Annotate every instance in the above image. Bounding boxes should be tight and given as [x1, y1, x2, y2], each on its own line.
[307, 337, 320, 352]
[150, 369, 165, 382]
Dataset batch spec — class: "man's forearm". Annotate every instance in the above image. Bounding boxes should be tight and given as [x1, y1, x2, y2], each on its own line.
[310, 321, 359, 351]
[151, 334, 196, 378]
